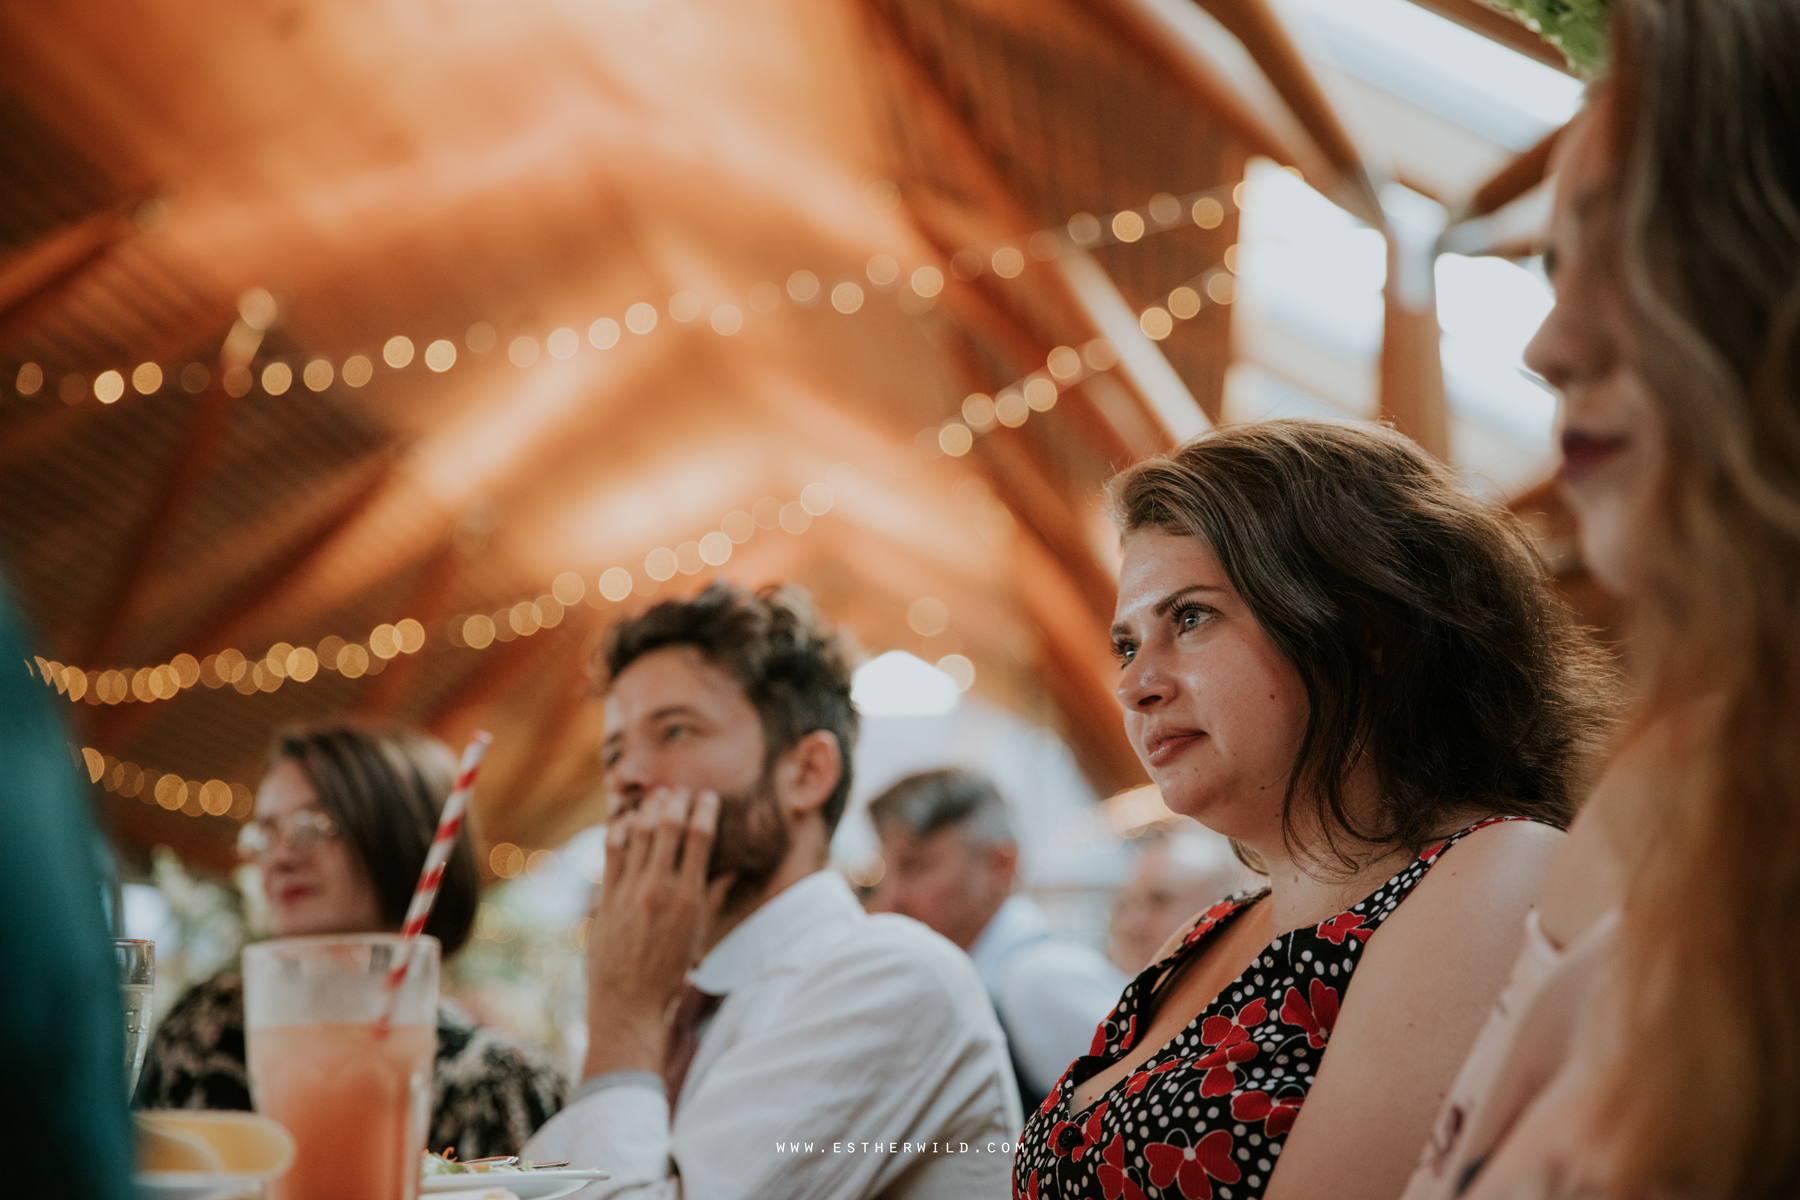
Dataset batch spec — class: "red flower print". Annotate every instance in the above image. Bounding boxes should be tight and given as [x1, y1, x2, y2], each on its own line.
[1089, 1013, 1137, 1056]
[1315, 911, 1373, 945]
[1193, 998, 1267, 1096]
[1124, 1059, 1183, 1096]
[1073, 1100, 1109, 1162]
[1422, 816, 1516, 863]
[1040, 1065, 1073, 1115]
[1013, 1167, 1040, 1200]
[1232, 1089, 1303, 1136]
[1181, 899, 1243, 949]
[1097, 1133, 1147, 1200]
[1050, 1101, 1109, 1163]
[1144, 1129, 1241, 1199]
[1280, 978, 1340, 1049]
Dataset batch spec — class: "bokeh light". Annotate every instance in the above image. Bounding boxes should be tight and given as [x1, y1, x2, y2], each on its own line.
[466, 322, 498, 353]
[93, 370, 125, 404]
[787, 270, 820, 305]
[599, 568, 633, 601]
[625, 303, 658, 334]
[711, 305, 743, 336]
[831, 282, 863, 314]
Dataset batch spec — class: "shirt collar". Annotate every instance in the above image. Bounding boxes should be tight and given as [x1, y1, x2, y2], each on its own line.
[688, 868, 861, 995]
[967, 893, 1052, 987]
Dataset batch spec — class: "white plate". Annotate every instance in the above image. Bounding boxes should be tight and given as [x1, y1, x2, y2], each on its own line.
[420, 1169, 610, 1199]
[135, 1173, 263, 1200]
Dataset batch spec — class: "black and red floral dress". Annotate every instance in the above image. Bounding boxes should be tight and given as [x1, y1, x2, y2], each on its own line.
[1014, 817, 1531, 1200]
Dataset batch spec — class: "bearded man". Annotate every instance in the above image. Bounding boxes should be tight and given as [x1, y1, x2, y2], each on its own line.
[524, 582, 1019, 1199]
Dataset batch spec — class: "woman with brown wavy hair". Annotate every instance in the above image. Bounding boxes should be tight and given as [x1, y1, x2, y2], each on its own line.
[1012, 420, 1615, 1200]
[1400, 1, 1800, 1197]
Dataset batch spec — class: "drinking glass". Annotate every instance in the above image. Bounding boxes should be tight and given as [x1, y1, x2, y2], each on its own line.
[243, 935, 439, 1200]
[116, 938, 155, 1096]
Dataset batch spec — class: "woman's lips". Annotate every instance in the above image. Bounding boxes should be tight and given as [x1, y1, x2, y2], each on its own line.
[1145, 730, 1205, 767]
[1558, 428, 1629, 484]
[273, 883, 315, 906]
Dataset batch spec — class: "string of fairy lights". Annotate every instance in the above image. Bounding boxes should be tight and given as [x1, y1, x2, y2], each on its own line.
[7, 181, 1242, 409]
[17, 182, 1245, 817]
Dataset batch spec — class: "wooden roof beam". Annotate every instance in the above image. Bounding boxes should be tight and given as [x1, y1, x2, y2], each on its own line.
[81, 378, 239, 668]
[862, 3, 1189, 456]
[1066, 0, 1380, 224]
[1053, 250, 1211, 444]
[1399, 0, 1572, 72]
[189, 328, 690, 657]
[907, 201, 1156, 466]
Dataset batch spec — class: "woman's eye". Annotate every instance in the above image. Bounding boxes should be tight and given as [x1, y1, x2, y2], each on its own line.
[1111, 640, 1137, 665]
[1174, 604, 1211, 632]
[663, 724, 688, 742]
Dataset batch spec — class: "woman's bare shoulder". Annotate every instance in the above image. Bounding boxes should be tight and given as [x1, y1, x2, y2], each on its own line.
[1358, 818, 1565, 974]
[1423, 818, 1567, 904]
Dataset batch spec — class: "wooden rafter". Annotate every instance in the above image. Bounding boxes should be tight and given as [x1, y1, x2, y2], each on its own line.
[357, 547, 462, 718]
[85, 454, 397, 750]
[861, 0, 1196, 456]
[1400, 0, 1572, 72]
[81, 379, 239, 668]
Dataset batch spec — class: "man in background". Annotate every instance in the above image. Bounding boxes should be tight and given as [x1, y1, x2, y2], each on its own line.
[1107, 825, 1257, 974]
[526, 583, 1016, 1199]
[868, 768, 1125, 1110]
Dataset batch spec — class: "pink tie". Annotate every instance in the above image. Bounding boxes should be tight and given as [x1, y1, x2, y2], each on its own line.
[662, 983, 724, 1109]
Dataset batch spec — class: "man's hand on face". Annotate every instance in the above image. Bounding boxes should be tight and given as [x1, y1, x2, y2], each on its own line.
[582, 787, 735, 1080]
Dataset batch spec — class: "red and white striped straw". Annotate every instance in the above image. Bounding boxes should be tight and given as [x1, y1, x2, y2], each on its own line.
[383, 730, 491, 998]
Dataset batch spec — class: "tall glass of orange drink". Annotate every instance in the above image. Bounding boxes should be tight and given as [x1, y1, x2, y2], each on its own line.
[244, 935, 439, 1200]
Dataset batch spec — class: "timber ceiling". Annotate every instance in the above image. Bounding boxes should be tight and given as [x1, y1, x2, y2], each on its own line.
[0, 0, 1560, 874]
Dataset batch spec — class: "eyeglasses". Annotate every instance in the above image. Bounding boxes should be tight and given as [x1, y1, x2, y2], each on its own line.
[237, 808, 341, 860]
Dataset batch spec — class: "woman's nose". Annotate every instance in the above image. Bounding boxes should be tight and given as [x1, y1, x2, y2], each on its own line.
[1117, 652, 1169, 710]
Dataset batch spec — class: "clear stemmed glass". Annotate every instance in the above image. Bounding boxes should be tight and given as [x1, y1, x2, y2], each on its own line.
[116, 938, 156, 1097]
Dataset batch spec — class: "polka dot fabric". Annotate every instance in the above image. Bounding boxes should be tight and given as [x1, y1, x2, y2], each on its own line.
[1013, 817, 1534, 1200]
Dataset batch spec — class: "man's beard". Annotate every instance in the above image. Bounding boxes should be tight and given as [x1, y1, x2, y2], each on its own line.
[706, 768, 790, 915]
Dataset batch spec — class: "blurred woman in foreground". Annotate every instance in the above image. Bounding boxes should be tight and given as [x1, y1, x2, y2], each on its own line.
[136, 723, 565, 1159]
[1402, 1, 1800, 1196]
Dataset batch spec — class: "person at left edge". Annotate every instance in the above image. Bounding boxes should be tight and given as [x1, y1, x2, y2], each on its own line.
[524, 582, 1018, 1200]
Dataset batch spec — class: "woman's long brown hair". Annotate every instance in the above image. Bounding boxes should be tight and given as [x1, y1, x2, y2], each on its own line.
[1592, 1, 1800, 1195]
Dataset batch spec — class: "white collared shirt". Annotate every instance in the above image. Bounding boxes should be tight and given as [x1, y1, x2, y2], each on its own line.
[525, 869, 1021, 1200]
[966, 894, 1128, 1096]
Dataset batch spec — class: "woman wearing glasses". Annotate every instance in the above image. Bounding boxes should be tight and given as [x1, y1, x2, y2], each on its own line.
[134, 723, 566, 1159]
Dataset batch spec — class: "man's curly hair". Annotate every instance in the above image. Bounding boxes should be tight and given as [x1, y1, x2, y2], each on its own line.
[599, 581, 861, 832]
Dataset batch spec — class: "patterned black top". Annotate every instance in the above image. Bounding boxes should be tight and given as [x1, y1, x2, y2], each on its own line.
[1014, 818, 1529, 1200]
[134, 970, 567, 1159]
